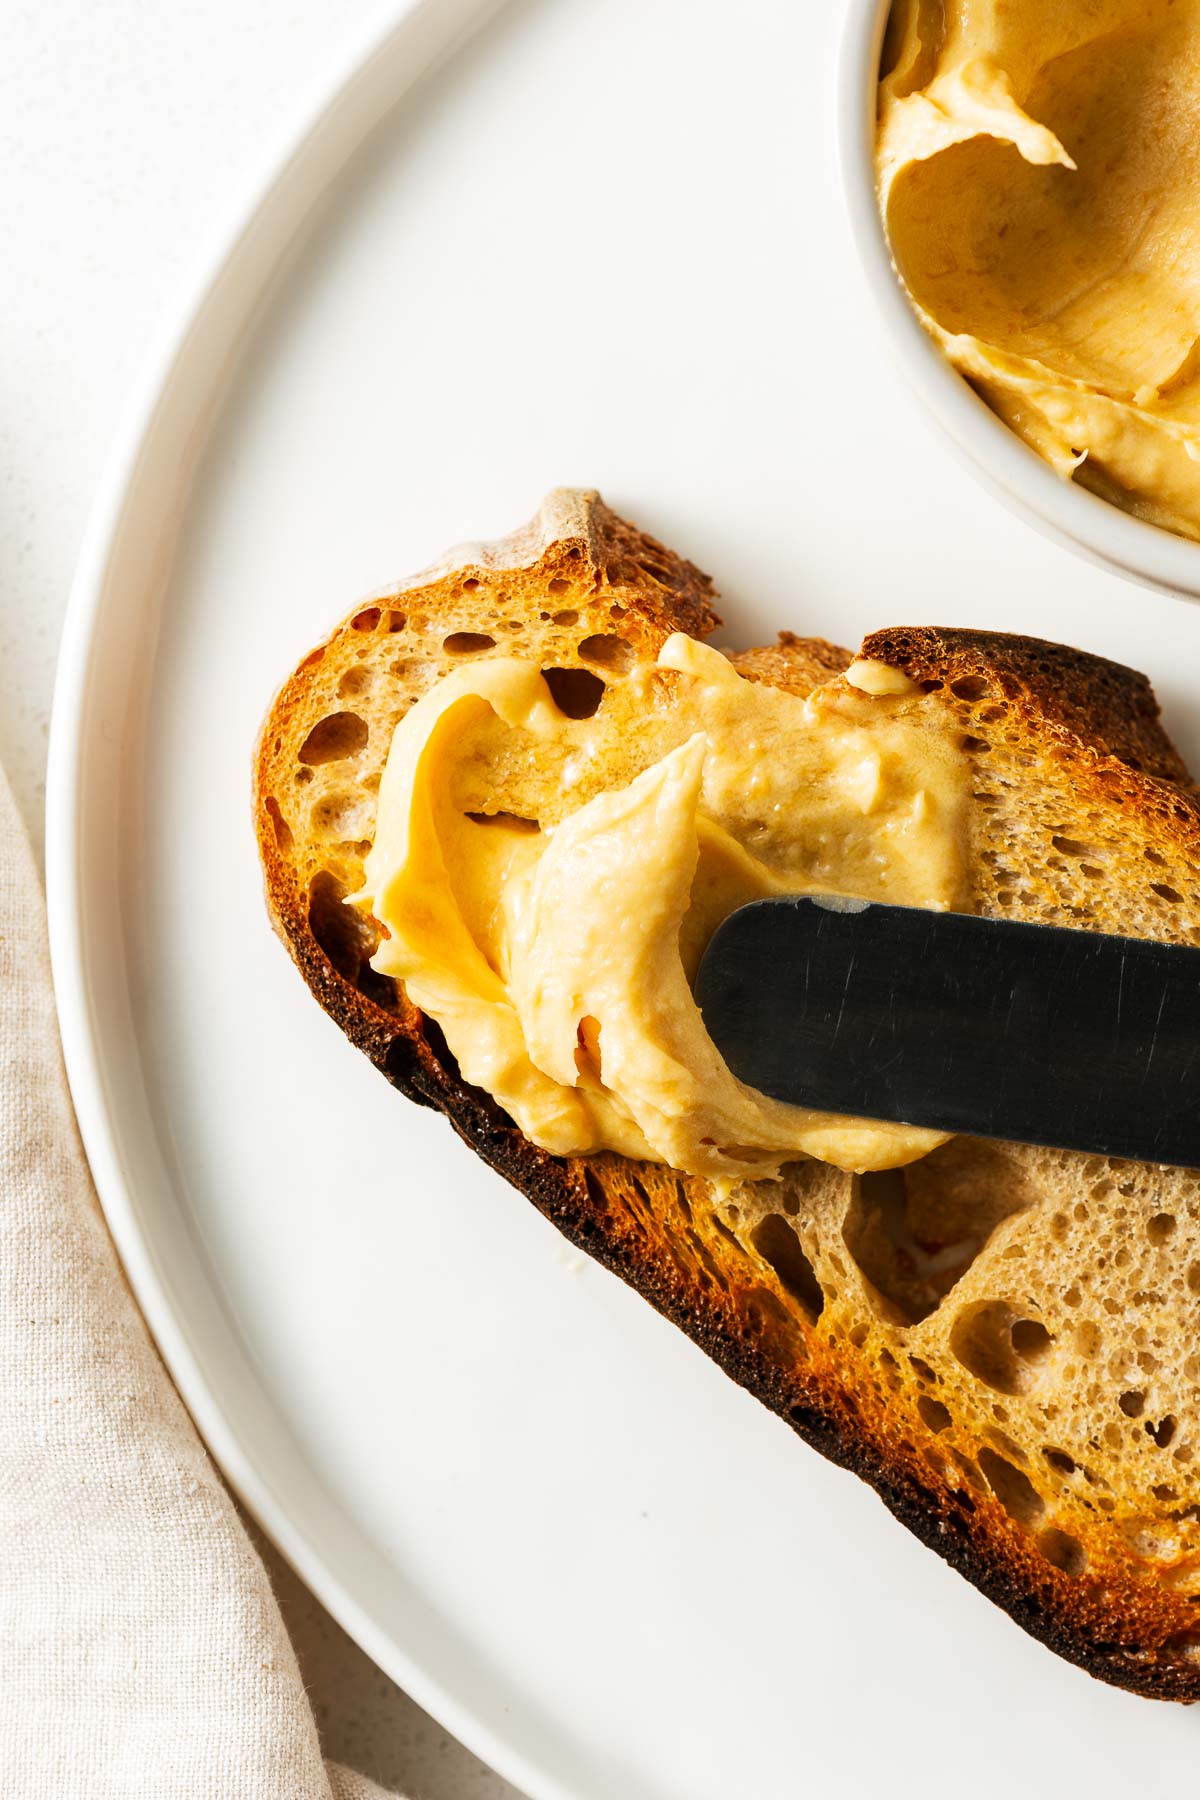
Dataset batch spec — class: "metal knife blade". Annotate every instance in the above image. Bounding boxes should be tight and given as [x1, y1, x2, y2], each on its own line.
[693, 896, 1200, 1167]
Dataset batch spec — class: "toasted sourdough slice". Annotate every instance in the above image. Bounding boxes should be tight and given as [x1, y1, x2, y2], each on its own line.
[256, 490, 1200, 1699]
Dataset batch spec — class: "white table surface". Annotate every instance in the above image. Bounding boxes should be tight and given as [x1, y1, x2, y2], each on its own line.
[2, 2, 519, 1792]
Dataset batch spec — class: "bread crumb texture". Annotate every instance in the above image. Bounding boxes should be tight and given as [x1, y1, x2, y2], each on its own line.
[256, 492, 1200, 1695]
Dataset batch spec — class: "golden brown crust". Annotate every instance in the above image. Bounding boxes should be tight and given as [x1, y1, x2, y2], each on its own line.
[727, 633, 855, 695]
[255, 494, 1200, 1700]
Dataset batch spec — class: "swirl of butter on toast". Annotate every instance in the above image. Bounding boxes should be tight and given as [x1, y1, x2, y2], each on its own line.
[354, 636, 967, 1183]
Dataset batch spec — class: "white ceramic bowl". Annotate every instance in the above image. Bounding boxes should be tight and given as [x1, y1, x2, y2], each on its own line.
[838, 0, 1200, 602]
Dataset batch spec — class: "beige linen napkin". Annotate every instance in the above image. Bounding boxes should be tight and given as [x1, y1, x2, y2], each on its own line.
[0, 760, 400, 1799]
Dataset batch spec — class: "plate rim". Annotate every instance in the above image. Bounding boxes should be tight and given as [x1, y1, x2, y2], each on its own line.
[43, 4, 579, 1796]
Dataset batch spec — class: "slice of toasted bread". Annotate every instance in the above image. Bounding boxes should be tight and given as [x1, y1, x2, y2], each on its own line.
[255, 490, 1200, 1699]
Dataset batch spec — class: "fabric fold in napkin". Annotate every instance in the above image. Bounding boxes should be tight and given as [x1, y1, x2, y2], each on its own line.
[0, 760, 397, 1799]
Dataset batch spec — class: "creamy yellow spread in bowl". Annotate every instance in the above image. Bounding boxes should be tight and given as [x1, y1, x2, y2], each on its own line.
[352, 635, 968, 1188]
[840, 0, 1200, 596]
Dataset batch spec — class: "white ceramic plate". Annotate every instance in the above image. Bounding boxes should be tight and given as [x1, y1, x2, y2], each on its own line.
[47, 2, 1200, 1796]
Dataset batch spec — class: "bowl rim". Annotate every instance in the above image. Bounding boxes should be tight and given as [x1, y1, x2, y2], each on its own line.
[836, 0, 1200, 602]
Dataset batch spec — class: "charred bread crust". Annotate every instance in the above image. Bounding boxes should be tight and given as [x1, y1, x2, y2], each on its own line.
[255, 497, 1200, 1701]
[863, 625, 1191, 787]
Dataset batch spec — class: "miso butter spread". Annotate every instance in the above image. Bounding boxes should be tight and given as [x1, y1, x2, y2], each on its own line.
[878, 0, 1200, 539]
[355, 637, 968, 1184]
